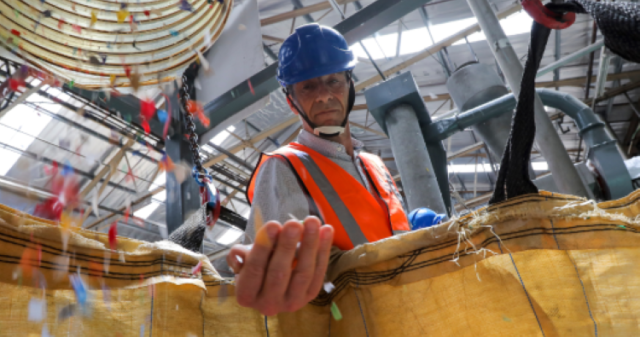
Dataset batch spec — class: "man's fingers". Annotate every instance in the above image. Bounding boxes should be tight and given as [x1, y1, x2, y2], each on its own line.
[235, 222, 281, 307]
[259, 220, 303, 310]
[226, 244, 251, 274]
[286, 217, 321, 305]
[306, 225, 334, 300]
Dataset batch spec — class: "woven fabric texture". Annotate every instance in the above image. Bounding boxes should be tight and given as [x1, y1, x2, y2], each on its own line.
[2, 189, 640, 336]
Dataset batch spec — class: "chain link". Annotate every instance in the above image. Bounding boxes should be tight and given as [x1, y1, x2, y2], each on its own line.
[179, 73, 205, 174]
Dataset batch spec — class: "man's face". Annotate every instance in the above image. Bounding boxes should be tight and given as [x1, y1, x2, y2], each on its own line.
[290, 72, 350, 127]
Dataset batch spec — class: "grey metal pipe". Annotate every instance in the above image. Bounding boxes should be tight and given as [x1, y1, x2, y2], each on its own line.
[446, 62, 536, 178]
[466, 0, 590, 198]
[536, 40, 605, 78]
[426, 88, 633, 200]
[537, 89, 633, 199]
[385, 104, 447, 214]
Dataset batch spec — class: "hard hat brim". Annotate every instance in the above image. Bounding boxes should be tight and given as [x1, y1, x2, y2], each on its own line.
[278, 59, 358, 87]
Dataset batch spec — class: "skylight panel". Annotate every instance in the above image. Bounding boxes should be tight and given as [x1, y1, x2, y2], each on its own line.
[350, 11, 533, 60]
[210, 125, 237, 146]
[134, 203, 160, 220]
[217, 229, 243, 245]
[448, 162, 547, 173]
[135, 172, 167, 220]
[0, 104, 52, 175]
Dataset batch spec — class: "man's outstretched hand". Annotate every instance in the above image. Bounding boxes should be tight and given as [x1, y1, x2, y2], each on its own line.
[226, 216, 334, 316]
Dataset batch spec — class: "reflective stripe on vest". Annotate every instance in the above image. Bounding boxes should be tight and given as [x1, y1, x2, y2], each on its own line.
[283, 148, 369, 247]
[358, 152, 411, 234]
[247, 142, 406, 250]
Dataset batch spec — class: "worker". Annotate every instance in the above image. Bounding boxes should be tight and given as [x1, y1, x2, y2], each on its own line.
[226, 23, 410, 316]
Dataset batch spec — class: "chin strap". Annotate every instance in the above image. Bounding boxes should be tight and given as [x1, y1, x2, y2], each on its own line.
[284, 72, 356, 138]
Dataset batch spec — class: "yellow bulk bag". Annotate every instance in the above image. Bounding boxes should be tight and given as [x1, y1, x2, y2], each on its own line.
[1, 189, 640, 336]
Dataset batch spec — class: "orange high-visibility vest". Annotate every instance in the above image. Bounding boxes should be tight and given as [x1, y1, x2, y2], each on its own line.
[246, 142, 410, 250]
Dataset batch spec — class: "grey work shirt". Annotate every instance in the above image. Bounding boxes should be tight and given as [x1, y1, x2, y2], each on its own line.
[244, 129, 372, 243]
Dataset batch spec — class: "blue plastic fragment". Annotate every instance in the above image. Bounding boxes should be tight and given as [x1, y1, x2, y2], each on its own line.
[69, 274, 87, 306]
[157, 109, 168, 123]
[61, 160, 74, 176]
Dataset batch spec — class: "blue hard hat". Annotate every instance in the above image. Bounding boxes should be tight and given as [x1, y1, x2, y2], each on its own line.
[277, 23, 357, 87]
[408, 208, 446, 230]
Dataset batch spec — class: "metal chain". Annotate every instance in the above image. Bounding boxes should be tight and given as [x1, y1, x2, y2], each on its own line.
[179, 72, 205, 174]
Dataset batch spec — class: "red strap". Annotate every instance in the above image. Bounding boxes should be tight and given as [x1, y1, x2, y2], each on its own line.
[521, 0, 575, 30]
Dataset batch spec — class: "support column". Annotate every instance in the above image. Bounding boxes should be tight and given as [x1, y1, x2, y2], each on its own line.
[165, 89, 202, 234]
[466, 0, 589, 197]
[365, 72, 449, 215]
[385, 105, 447, 214]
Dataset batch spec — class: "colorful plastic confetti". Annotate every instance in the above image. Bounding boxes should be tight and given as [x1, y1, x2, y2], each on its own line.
[330, 301, 342, 321]
[92, 193, 100, 217]
[191, 261, 203, 275]
[323, 282, 335, 294]
[58, 303, 76, 321]
[248, 79, 255, 95]
[157, 109, 168, 123]
[186, 100, 210, 127]
[90, 11, 98, 26]
[102, 281, 112, 310]
[9, 78, 25, 91]
[196, 50, 210, 72]
[108, 223, 117, 251]
[70, 274, 88, 306]
[179, 0, 194, 12]
[117, 10, 130, 23]
[28, 297, 46, 322]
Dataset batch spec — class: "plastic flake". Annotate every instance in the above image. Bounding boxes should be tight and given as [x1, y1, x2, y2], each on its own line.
[101, 281, 111, 310]
[109, 223, 117, 250]
[192, 261, 203, 275]
[92, 193, 100, 217]
[248, 79, 255, 95]
[179, 0, 194, 12]
[323, 282, 335, 294]
[140, 99, 156, 120]
[330, 301, 342, 321]
[9, 78, 25, 91]
[72, 24, 81, 34]
[157, 109, 168, 123]
[196, 50, 209, 72]
[28, 297, 46, 322]
[117, 10, 130, 23]
[90, 11, 98, 26]
[186, 100, 210, 127]
[58, 304, 76, 321]
[42, 324, 51, 337]
[69, 274, 87, 306]
[20, 247, 37, 278]
[169, 30, 179, 37]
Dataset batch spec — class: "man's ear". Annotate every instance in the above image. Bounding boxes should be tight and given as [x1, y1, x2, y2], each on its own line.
[286, 96, 299, 116]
